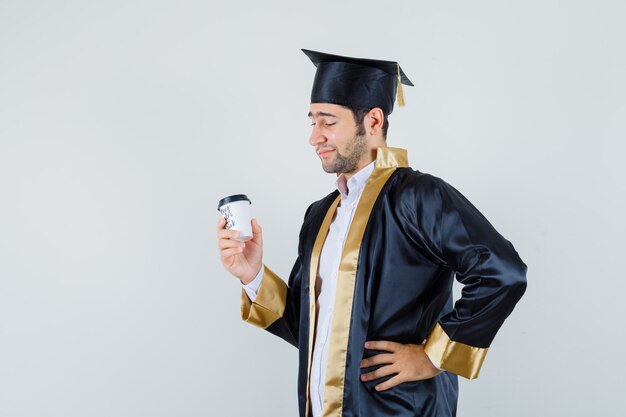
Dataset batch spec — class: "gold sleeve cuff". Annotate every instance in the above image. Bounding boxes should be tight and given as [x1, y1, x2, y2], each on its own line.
[240, 266, 287, 329]
[424, 323, 488, 380]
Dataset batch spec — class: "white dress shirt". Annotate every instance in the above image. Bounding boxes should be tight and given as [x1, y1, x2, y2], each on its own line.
[243, 161, 376, 416]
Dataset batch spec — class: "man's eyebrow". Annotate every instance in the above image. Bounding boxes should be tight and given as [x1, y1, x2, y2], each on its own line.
[307, 111, 337, 118]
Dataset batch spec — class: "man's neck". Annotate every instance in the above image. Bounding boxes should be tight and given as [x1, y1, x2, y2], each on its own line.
[341, 161, 373, 181]
[335, 160, 376, 199]
[340, 147, 384, 180]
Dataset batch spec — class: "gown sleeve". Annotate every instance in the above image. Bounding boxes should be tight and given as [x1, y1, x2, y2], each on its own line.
[240, 260, 303, 348]
[411, 175, 527, 379]
[239, 204, 315, 348]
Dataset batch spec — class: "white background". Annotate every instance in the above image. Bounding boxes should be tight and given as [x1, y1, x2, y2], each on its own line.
[1, 1, 624, 416]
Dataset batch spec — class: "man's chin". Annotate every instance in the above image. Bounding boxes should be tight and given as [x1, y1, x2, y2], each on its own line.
[321, 163, 337, 174]
[319, 157, 336, 173]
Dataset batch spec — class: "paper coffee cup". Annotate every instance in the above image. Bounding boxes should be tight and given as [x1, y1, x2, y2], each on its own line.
[218, 194, 253, 241]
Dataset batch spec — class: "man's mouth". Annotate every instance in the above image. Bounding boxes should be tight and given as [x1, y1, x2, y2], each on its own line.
[317, 148, 335, 156]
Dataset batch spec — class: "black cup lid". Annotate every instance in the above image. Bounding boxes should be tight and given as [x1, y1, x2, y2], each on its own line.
[218, 194, 251, 210]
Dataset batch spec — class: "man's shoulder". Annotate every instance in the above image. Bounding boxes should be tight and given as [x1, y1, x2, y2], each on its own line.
[390, 168, 479, 215]
[391, 167, 451, 197]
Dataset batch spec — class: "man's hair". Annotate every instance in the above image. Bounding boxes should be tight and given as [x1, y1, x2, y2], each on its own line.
[348, 107, 389, 139]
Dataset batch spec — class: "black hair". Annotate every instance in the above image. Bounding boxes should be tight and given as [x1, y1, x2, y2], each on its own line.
[348, 107, 389, 139]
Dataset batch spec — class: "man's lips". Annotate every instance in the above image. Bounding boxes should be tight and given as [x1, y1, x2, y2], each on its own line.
[317, 148, 335, 156]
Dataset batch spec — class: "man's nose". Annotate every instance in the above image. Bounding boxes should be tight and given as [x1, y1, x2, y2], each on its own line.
[309, 124, 326, 147]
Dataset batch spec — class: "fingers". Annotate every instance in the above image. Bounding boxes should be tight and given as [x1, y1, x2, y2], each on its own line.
[217, 227, 240, 241]
[374, 375, 404, 392]
[360, 353, 394, 368]
[364, 340, 401, 353]
[360, 343, 441, 390]
[220, 247, 244, 259]
[216, 218, 261, 242]
[360, 364, 397, 383]
[216, 218, 244, 255]
[219, 238, 245, 250]
[251, 218, 263, 245]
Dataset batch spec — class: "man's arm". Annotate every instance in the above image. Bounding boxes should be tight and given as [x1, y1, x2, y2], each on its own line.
[360, 174, 527, 388]
[416, 175, 527, 379]
[239, 260, 303, 348]
[219, 204, 314, 349]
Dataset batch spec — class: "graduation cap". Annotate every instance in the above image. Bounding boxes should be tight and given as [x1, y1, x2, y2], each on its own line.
[302, 49, 414, 115]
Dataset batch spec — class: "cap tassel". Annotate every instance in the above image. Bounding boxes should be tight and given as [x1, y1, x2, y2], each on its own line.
[396, 63, 405, 107]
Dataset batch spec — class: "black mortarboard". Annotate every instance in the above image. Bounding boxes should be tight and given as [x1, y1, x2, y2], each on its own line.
[302, 49, 414, 115]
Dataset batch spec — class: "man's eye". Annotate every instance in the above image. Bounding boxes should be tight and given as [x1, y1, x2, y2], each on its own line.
[325, 123, 336, 127]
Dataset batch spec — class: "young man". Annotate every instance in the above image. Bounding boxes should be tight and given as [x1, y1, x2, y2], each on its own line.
[216, 49, 527, 417]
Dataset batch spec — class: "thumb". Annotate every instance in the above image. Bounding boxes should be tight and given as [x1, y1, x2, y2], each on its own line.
[251, 218, 263, 244]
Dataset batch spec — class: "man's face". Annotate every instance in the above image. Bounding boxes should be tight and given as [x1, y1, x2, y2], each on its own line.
[308, 103, 368, 175]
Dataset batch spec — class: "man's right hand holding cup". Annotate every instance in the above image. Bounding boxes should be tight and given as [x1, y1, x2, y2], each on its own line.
[216, 217, 263, 285]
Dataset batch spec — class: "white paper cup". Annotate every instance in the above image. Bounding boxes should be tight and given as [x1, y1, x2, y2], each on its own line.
[218, 194, 253, 241]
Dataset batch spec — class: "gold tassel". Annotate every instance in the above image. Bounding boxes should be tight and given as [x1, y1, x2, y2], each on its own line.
[396, 63, 405, 107]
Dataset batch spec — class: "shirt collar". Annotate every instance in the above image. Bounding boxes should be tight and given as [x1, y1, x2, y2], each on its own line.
[335, 160, 376, 199]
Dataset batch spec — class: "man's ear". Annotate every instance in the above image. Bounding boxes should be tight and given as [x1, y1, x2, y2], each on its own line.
[367, 107, 385, 136]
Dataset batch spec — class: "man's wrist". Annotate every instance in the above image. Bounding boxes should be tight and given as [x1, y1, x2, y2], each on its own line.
[241, 264, 263, 286]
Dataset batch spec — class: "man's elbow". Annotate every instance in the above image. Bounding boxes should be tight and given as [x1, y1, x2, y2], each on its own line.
[505, 257, 528, 302]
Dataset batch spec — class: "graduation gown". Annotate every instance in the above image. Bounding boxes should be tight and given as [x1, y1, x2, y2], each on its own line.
[240, 147, 527, 417]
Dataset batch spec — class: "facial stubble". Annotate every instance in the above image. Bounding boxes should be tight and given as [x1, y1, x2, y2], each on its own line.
[321, 132, 368, 174]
